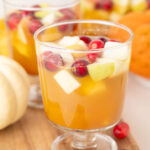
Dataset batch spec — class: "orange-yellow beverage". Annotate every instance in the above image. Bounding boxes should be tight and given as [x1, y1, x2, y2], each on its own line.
[37, 34, 130, 130]
[5, 3, 79, 75]
[40, 68, 128, 129]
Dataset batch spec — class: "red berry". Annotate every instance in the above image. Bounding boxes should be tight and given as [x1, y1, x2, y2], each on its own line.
[113, 122, 130, 139]
[87, 53, 98, 63]
[7, 13, 22, 30]
[20, 10, 33, 17]
[102, 0, 113, 11]
[44, 53, 64, 71]
[109, 39, 120, 42]
[59, 8, 75, 19]
[95, 2, 102, 9]
[32, 4, 41, 8]
[29, 19, 43, 34]
[41, 51, 52, 59]
[80, 36, 91, 45]
[88, 40, 104, 49]
[57, 17, 74, 32]
[71, 60, 89, 77]
[99, 37, 108, 44]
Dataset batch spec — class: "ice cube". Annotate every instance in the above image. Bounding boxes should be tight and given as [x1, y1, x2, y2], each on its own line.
[54, 70, 80, 94]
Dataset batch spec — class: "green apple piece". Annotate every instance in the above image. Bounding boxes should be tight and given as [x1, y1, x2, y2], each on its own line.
[113, 0, 130, 15]
[131, 0, 147, 11]
[34, 11, 50, 18]
[87, 62, 115, 82]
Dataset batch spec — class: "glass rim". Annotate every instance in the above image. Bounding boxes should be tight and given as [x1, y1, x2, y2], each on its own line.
[3, 0, 80, 11]
[34, 20, 134, 54]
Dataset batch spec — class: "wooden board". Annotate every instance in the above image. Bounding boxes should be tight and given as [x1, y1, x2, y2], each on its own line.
[0, 108, 140, 150]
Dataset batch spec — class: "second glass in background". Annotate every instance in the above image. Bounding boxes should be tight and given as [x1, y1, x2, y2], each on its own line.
[3, 0, 80, 108]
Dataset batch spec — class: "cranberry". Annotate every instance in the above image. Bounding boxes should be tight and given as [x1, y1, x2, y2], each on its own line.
[20, 10, 33, 17]
[29, 19, 43, 34]
[113, 122, 130, 139]
[95, 2, 102, 9]
[57, 17, 74, 32]
[109, 39, 120, 42]
[87, 53, 98, 63]
[7, 13, 22, 30]
[59, 8, 75, 19]
[44, 53, 64, 71]
[32, 4, 40, 8]
[99, 37, 108, 44]
[58, 24, 70, 32]
[71, 60, 89, 77]
[102, 0, 113, 11]
[80, 36, 91, 45]
[88, 40, 104, 49]
[41, 51, 52, 59]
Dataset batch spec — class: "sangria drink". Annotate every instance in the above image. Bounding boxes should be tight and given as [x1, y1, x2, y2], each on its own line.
[34, 20, 133, 150]
[4, 0, 80, 108]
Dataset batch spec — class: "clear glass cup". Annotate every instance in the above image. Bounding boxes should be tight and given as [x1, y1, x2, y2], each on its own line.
[34, 20, 133, 150]
[3, 0, 80, 108]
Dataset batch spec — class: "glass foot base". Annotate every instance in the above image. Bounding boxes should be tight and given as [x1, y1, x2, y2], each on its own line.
[28, 84, 43, 109]
[51, 134, 118, 150]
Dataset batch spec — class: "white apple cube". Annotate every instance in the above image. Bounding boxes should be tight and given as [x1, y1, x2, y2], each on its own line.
[103, 41, 129, 60]
[60, 53, 74, 66]
[42, 13, 56, 25]
[54, 70, 80, 94]
[58, 36, 79, 47]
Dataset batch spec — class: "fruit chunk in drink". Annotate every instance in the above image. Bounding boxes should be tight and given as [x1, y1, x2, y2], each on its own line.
[38, 35, 130, 130]
[6, 4, 79, 75]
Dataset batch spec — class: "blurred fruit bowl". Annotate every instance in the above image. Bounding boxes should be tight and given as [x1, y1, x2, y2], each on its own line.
[81, 0, 150, 21]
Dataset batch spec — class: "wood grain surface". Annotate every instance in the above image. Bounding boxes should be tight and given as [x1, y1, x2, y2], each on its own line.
[0, 108, 140, 150]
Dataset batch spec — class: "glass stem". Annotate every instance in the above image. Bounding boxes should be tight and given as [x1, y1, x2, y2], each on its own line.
[71, 133, 97, 149]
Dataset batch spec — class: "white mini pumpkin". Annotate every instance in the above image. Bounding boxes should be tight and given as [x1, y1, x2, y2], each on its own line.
[0, 56, 30, 129]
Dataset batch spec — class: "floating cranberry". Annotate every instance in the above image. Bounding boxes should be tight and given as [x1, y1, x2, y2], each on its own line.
[7, 13, 22, 30]
[102, 0, 113, 11]
[80, 36, 91, 45]
[57, 17, 74, 32]
[59, 8, 75, 19]
[99, 37, 108, 44]
[29, 19, 43, 34]
[71, 60, 89, 77]
[44, 53, 64, 71]
[20, 10, 33, 17]
[87, 53, 98, 63]
[41, 51, 52, 59]
[32, 4, 41, 8]
[88, 40, 104, 49]
[109, 39, 120, 42]
[113, 122, 130, 139]
[95, 2, 102, 9]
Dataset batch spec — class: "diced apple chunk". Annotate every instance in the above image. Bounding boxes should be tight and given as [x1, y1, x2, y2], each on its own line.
[54, 70, 80, 94]
[60, 53, 74, 66]
[87, 61, 115, 82]
[103, 41, 129, 60]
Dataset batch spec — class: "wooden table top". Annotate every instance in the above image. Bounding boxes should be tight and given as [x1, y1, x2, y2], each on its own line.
[0, 108, 140, 150]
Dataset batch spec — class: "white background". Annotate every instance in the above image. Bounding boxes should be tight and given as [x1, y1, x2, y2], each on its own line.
[0, 0, 150, 149]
